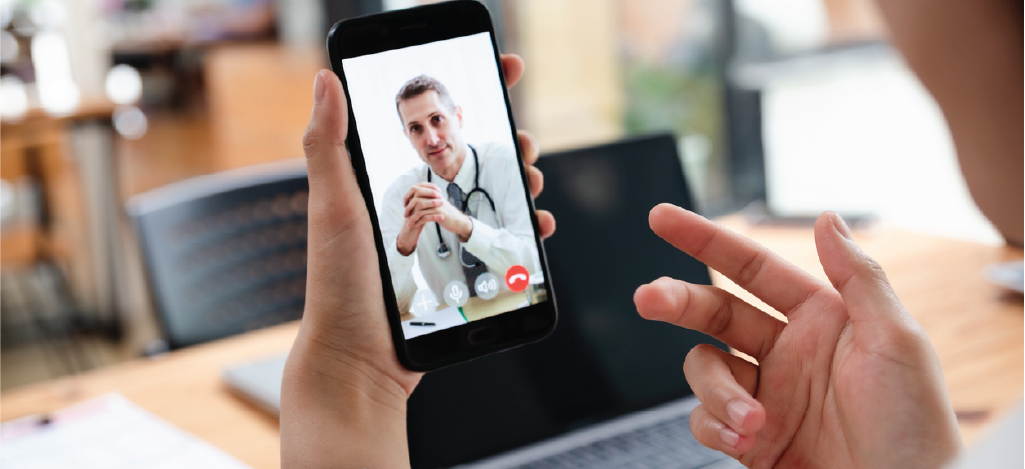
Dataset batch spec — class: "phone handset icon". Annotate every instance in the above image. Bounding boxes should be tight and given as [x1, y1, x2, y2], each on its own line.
[505, 265, 530, 293]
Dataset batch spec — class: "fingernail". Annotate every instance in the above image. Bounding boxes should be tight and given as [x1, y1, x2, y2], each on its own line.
[313, 70, 327, 105]
[720, 427, 739, 448]
[832, 212, 852, 240]
[727, 400, 750, 428]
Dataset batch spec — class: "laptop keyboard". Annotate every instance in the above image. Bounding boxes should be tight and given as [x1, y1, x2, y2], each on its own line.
[513, 413, 726, 469]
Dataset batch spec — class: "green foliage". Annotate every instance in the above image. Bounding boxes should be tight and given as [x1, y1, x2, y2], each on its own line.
[623, 60, 723, 155]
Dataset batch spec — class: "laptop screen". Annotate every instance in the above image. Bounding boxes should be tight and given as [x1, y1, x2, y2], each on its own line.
[407, 134, 725, 468]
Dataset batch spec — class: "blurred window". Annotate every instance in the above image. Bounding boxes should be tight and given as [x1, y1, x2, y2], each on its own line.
[395, 0, 733, 214]
[367, 0, 996, 242]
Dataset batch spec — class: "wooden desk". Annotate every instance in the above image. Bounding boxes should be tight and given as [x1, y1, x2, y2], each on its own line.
[1, 220, 1021, 468]
[204, 44, 325, 171]
[399, 289, 532, 323]
[0, 322, 298, 468]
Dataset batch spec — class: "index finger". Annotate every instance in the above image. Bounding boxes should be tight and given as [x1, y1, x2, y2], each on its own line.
[414, 182, 440, 192]
[501, 55, 524, 88]
[649, 204, 829, 316]
[412, 183, 443, 199]
[518, 130, 539, 166]
[403, 183, 442, 206]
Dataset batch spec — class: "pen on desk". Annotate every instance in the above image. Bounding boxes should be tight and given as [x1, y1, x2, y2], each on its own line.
[409, 322, 435, 326]
[1, 413, 54, 440]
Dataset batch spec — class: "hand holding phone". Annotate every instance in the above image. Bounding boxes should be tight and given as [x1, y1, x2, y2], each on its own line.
[281, 7, 552, 464]
[326, 1, 559, 371]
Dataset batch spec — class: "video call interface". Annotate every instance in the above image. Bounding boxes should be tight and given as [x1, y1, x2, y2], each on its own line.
[342, 33, 547, 340]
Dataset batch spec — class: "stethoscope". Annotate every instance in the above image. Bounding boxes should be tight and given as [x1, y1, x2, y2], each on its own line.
[427, 145, 498, 265]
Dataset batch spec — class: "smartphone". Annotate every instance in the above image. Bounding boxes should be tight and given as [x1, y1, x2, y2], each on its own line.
[326, 0, 557, 371]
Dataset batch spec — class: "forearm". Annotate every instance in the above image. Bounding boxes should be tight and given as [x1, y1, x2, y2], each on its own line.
[462, 219, 537, 274]
[281, 331, 411, 468]
[386, 239, 417, 312]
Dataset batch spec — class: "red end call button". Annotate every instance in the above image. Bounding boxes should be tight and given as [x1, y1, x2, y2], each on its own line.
[505, 265, 529, 293]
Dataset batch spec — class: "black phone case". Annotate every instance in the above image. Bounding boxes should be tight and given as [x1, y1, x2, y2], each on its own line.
[325, 0, 557, 372]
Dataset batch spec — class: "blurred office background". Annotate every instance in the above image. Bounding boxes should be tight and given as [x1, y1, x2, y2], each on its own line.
[0, 0, 1002, 389]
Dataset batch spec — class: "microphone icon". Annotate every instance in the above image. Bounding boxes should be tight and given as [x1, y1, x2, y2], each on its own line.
[444, 281, 469, 307]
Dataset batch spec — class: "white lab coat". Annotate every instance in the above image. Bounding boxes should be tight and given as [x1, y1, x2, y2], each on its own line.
[379, 142, 540, 313]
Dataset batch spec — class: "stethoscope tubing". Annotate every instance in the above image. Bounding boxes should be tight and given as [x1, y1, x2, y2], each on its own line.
[426, 145, 499, 264]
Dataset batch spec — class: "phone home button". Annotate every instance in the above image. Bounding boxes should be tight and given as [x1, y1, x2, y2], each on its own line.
[467, 326, 497, 345]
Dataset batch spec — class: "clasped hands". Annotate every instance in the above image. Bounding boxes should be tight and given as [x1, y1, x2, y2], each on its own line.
[396, 183, 473, 256]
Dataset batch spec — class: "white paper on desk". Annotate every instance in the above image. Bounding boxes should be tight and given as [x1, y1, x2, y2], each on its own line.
[0, 393, 251, 469]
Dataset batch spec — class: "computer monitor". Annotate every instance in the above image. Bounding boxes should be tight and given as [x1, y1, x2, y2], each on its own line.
[406, 134, 725, 468]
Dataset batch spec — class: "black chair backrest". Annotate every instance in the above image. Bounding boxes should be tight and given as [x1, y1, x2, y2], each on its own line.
[128, 161, 309, 349]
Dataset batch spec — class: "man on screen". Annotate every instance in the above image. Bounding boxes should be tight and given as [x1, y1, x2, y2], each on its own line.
[379, 75, 538, 314]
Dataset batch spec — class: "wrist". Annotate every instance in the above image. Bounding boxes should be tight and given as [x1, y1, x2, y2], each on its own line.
[458, 216, 474, 243]
[286, 325, 410, 408]
[281, 332, 411, 467]
[396, 237, 416, 256]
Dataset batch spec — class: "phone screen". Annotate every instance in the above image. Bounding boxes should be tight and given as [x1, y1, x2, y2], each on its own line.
[341, 32, 548, 342]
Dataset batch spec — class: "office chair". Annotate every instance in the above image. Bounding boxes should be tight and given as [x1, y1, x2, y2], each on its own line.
[128, 160, 309, 349]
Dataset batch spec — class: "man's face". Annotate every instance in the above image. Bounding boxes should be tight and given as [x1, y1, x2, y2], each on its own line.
[398, 91, 464, 171]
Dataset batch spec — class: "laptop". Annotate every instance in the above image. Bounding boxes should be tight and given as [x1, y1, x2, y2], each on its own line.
[224, 134, 739, 469]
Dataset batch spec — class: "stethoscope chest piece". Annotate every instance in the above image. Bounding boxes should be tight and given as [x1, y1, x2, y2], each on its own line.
[429, 145, 499, 260]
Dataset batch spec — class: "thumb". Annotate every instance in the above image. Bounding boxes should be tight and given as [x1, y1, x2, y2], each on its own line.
[303, 69, 362, 217]
[302, 69, 378, 302]
[814, 211, 906, 328]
